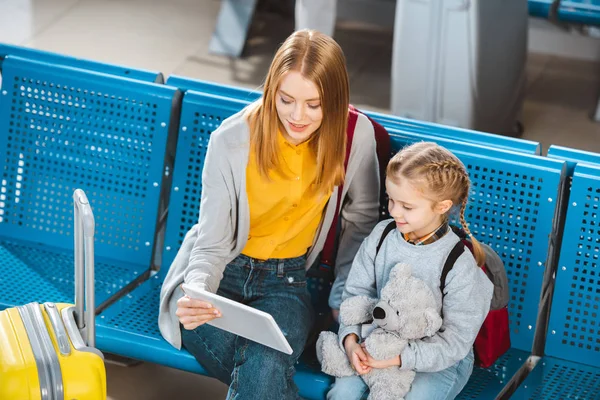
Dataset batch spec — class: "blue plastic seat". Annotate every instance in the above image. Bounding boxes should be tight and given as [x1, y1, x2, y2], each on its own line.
[165, 75, 541, 155]
[0, 56, 178, 310]
[95, 90, 565, 399]
[512, 357, 600, 398]
[96, 272, 210, 374]
[166, 75, 262, 102]
[457, 349, 531, 399]
[0, 43, 163, 83]
[548, 145, 600, 174]
[367, 110, 541, 155]
[512, 163, 600, 398]
[528, 0, 557, 18]
[0, 239, 146, 310]
[558, 0, 600, 25]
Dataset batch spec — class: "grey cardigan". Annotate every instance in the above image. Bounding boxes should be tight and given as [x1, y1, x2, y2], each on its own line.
[158, 107, 381, 349]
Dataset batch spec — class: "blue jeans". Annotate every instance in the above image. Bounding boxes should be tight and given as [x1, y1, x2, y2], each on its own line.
[327, 350, 474, 400]
[181, 254, 314, 400]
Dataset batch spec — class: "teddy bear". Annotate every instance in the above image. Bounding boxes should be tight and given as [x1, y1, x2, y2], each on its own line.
[316, 263, 442, 400]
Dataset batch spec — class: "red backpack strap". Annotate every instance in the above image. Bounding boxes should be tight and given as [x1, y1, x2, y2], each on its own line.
[368, 118, 391, 218]
[350, 105, 391, 218]
[320, 107, 358, 271]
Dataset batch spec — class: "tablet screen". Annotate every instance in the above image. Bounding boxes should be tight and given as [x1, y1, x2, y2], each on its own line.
[181, 283, 293, 355]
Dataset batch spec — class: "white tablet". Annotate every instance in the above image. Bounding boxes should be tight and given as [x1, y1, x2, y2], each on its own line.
[181, 283, 293, 355]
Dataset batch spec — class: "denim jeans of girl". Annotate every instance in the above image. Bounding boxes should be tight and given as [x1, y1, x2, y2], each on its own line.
[181, 254, 314, 400]
[327, 349, 474, 400]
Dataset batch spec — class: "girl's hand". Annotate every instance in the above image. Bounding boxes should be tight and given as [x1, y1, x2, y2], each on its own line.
[361, 343, 402, 369]
[344, 334, 372, 375]
[176, 295, 221, 330]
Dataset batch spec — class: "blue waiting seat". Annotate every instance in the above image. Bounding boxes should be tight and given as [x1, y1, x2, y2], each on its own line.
[166, 75, 262, 102]
[529, 0, 557, 18]
[366, 111, 541, 155]
[387, 129, 532, 164]
[0, 56, 178, 310]
[511, 162, 600, 399]
[548, 145, 600, 174]
[558, 0, 600, 25]
[0, 43, 164, 83]
[165, 75, 541, 155]
[96, 89, 565, 399]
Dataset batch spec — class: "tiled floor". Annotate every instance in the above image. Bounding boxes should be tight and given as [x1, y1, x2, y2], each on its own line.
[105, 358, 228, 399]
[1, 0, 599, 399]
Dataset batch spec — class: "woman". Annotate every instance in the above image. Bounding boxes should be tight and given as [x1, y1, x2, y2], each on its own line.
[158, 29, 380, 399]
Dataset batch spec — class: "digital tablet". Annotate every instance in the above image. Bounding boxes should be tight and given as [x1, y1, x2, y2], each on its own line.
[181, 283, 293, 355]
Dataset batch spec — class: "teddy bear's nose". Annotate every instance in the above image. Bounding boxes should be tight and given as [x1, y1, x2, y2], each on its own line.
[373, 306, 386, 320]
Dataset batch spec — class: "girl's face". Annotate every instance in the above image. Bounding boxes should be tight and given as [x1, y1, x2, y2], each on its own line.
[275, 71, 323, 145]
[385, 177, 452, 240]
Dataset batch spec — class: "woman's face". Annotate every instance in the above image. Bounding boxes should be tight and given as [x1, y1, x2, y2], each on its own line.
[275, 71, 323, 145]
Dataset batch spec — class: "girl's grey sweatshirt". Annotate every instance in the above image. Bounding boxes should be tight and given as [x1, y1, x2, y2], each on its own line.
[338, 220, 494, 372]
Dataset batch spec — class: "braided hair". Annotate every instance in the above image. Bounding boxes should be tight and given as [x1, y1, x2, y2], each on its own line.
[386, 142, 485, 266]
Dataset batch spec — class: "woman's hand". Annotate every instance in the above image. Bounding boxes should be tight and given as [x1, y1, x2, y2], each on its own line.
[176, 295, 221, 330]
[361, 343, 402, 369]
[343, 334, 372, 375]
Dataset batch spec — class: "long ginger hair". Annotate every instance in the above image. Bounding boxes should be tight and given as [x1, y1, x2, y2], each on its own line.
[246, 29, 349, 193]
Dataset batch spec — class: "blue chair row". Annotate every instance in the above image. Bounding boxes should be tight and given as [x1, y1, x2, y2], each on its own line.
[510, 147, 600, 398]
[528, 0, 600, 25]
[165, 75, 541, 155]
[0, 43, 163, 83]
[548, 145, 600, 174]
[94, 90, 566, 400]
[0, 48, 581, 398]
[0, 55, 178, 311]
[529, 0, 556, 18]
[558, 0, 600, 26]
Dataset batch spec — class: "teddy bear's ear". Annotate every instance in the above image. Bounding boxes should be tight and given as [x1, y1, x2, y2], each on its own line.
[423, 308, 443, 337]
[389, 263, 412, 281]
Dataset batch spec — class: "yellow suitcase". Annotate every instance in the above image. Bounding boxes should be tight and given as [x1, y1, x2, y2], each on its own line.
[0, 190, 106, 400]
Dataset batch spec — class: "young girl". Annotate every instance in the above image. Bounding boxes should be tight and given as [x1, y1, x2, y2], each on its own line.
[328, 142, 494, 400]
[158, 30, 381, 399]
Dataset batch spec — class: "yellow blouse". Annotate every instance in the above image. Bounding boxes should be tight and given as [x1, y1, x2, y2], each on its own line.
[242, 132, 331, 259]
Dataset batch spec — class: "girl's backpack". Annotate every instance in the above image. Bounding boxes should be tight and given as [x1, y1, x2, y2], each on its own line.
[446, 225, 511, 367]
